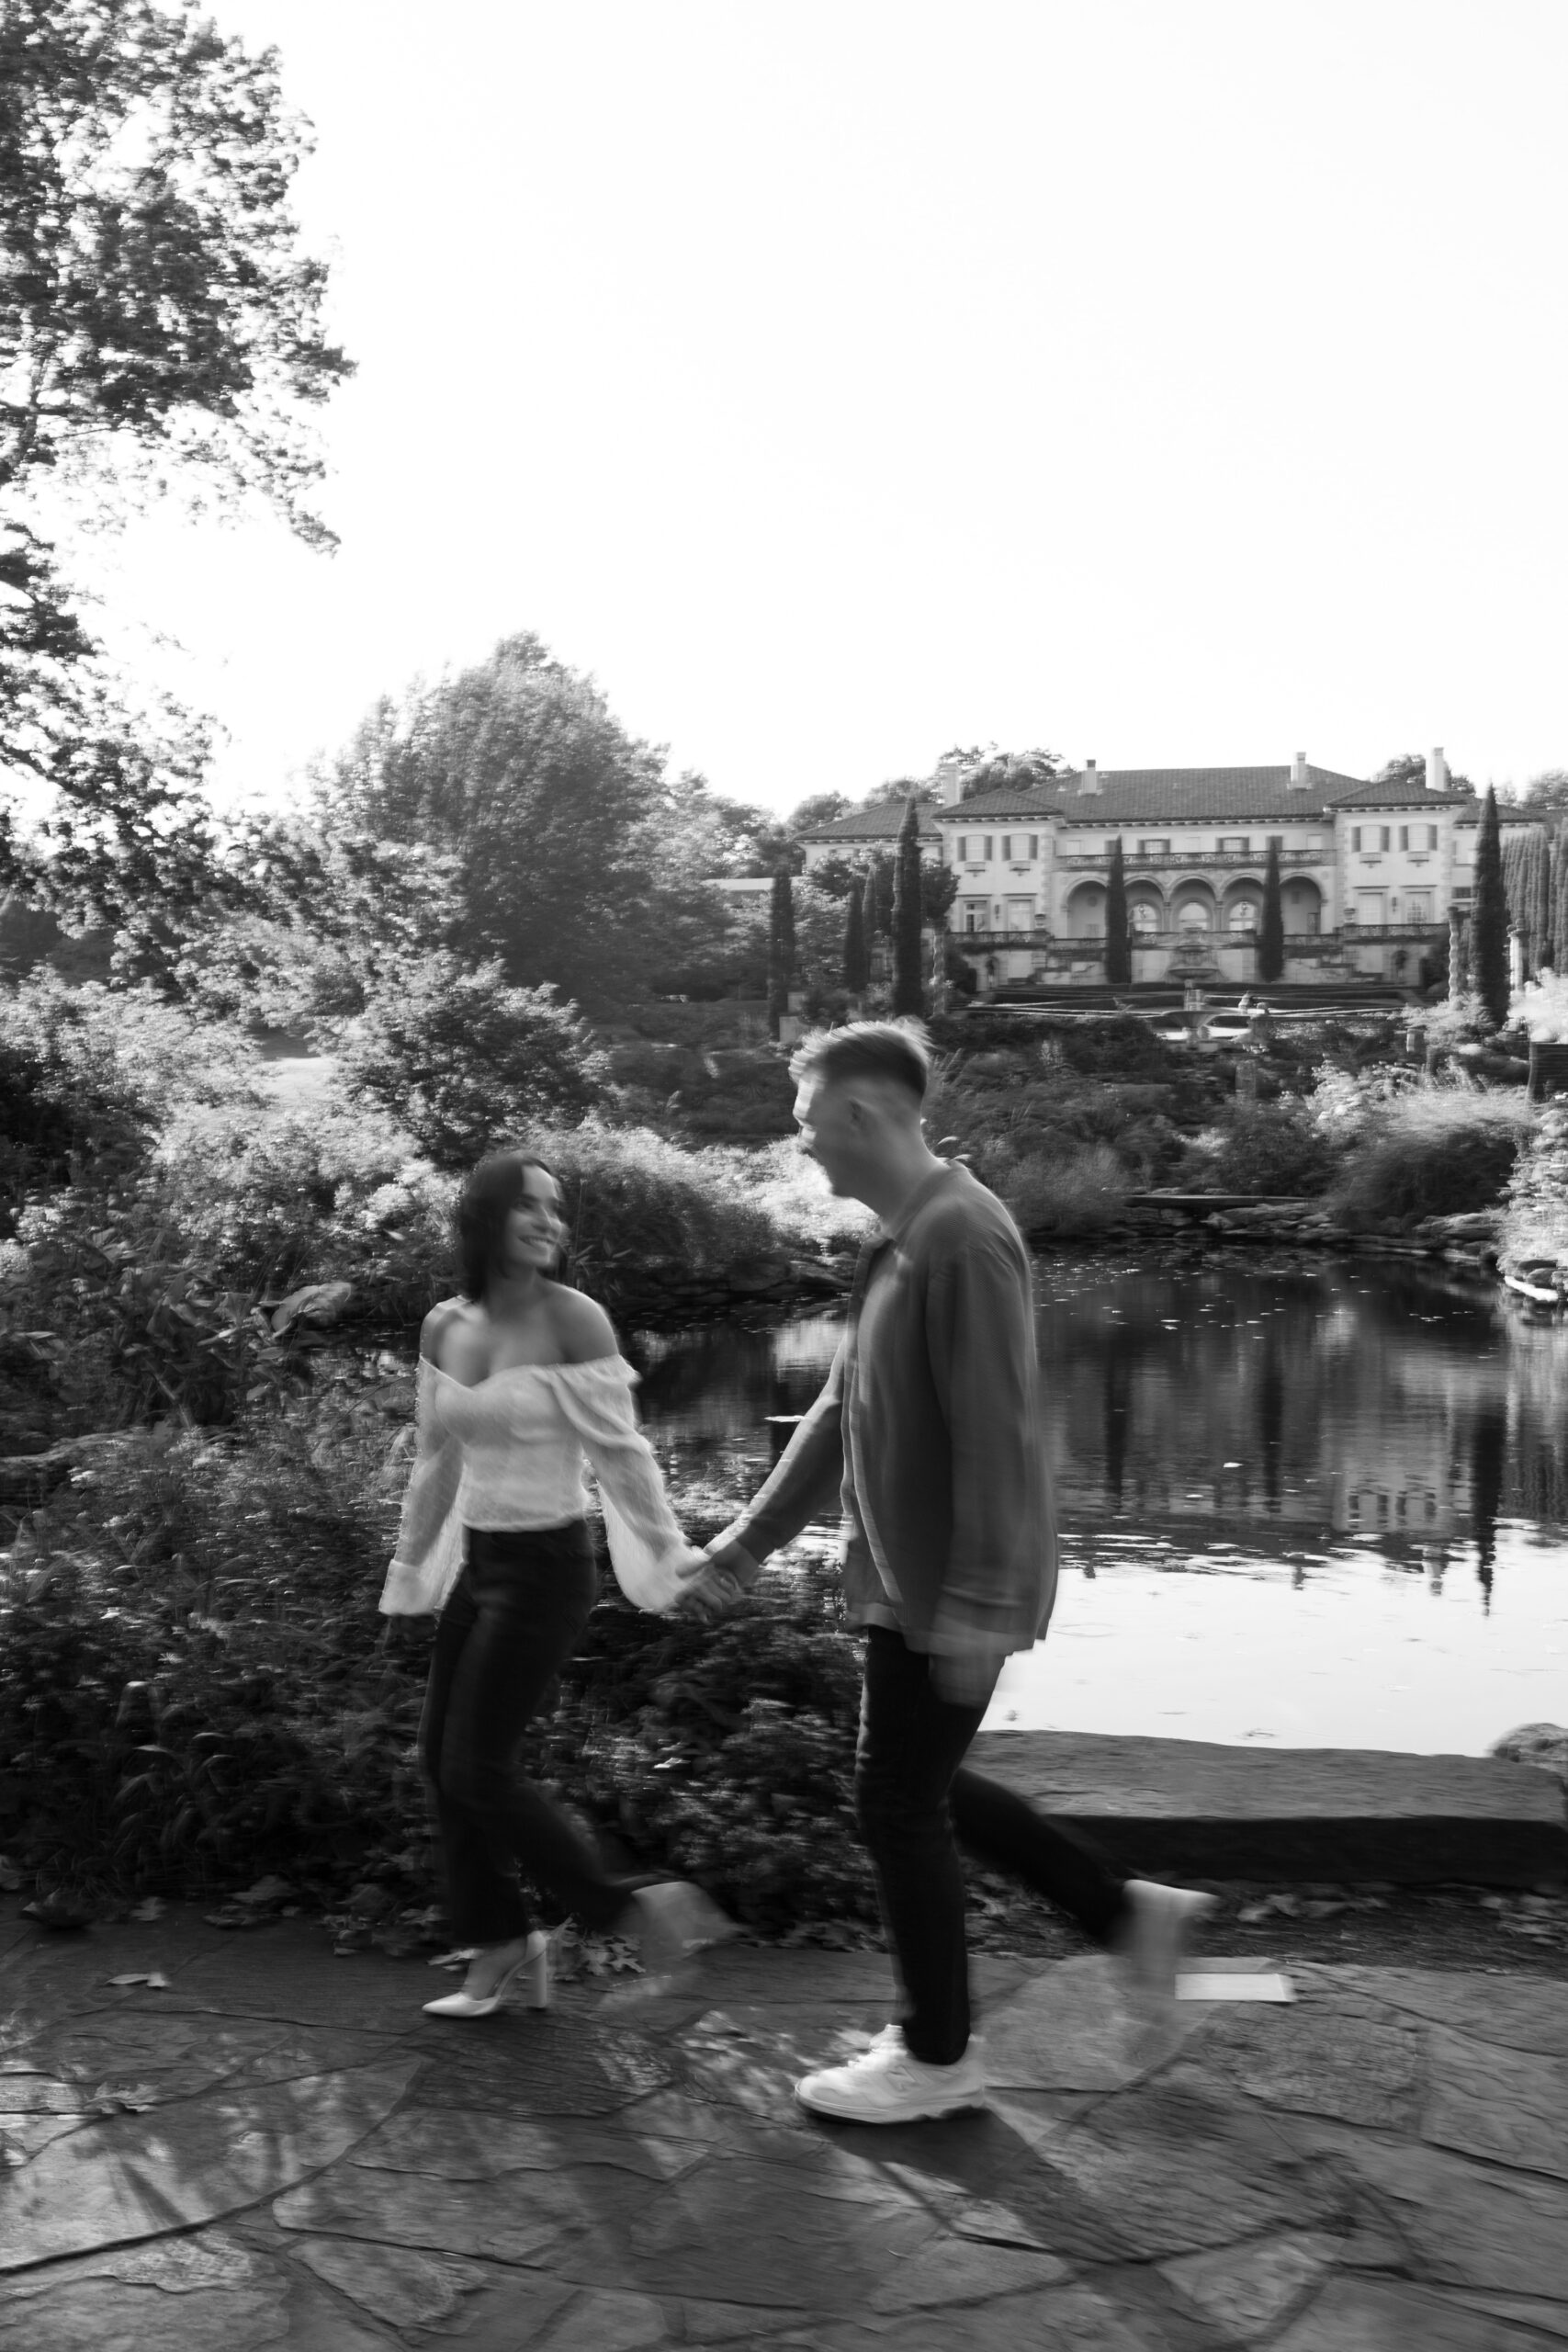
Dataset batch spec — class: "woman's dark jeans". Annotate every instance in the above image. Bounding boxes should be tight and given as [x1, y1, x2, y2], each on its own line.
[856, 1624, 1130, 2067]
[420, 1522, 631, 1946]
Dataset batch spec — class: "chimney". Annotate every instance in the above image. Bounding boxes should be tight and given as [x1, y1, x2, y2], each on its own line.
[1078, 758, 1100, 797]
[1426, 745, 1448, 793]
[933, 752, 966, 807]
[1289, 751, 1309, 789]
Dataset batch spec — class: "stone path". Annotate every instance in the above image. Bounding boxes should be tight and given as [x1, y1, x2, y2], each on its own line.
[5, 1905, 1568, 2347]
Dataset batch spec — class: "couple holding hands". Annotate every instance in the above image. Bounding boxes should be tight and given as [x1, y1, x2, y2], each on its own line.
[382, 1021, 1210, 2126]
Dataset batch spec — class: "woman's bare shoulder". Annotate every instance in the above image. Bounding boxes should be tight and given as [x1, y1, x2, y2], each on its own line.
[546, 1285, 620, 1365]
[419, 1297, 477, 1369]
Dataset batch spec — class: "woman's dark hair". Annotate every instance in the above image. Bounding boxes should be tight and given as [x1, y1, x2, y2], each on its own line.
[455, 1150, 560, 1301]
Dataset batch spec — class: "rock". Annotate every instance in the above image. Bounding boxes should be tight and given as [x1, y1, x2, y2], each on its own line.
[271, 1281, 355, 1335]
[1490, 1725, 1568, 1792]
[724, 1256, 790, 1295]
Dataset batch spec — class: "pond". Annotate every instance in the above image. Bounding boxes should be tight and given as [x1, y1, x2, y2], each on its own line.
[636, 1253, 1568, 1757]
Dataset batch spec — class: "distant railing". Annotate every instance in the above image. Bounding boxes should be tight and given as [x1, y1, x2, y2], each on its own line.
[952, 927, 1326, 950]
[1056, 849, 1325, 871]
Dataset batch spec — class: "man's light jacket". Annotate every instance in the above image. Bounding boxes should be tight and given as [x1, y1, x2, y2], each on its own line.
[719, 1160, 1057, 1664]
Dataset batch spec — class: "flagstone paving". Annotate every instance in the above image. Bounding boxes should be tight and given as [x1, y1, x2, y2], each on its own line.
[4, 1907, 1568, 2346]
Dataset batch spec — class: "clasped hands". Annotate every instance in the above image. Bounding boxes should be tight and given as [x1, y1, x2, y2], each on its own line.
[671, 1533, 750, 1623]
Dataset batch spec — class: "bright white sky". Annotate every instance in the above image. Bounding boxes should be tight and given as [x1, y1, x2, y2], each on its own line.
[77, 0, 1568, 815]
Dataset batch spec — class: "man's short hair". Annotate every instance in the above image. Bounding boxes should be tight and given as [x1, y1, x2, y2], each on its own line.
[790, 1019, 931, 1102]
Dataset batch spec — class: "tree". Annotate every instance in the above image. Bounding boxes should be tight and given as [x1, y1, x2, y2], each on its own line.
[1, 0, 351, 894]
[1502, 825, 1551, 978]
[842, 877, 869, 999]
[335, 956, 610, 1171]
[1471, 786, 1509, 1027]
[1104, 840, 1131, 985]
[1258, 839, 1285, 983]
[320, 635, 688, 1014]
[891, 799, 925, 1018]
[787, 791, 856, 833]
[921, 861, 959, 926]
[1508, 768, 1568, 817]
[1373, 752, 1475, 796]
[864, 854, 895, 939]
[862, 775, 937, 809]
[1552, 826, 1568, 971]
[960, 748, 1069, 802]
[766, 866, 795, 1039]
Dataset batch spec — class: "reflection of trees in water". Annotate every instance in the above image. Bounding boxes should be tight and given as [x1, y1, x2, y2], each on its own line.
[1470, 1403, 1507, 1607]
[1258, 1334, 1284, 1515]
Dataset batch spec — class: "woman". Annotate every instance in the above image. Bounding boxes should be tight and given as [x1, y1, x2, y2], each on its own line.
[381, 1148, 729, 2017]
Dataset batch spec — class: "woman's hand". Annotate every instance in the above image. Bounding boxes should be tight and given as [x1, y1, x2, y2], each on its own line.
[671, 1547, 744, 1622]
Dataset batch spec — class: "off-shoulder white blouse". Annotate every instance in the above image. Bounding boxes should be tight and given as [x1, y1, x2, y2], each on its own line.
[378, 1351, 694, 1619]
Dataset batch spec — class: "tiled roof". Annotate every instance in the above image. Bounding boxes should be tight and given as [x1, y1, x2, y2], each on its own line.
[795, 803, 942, 843]
[1045, 765, 1369, 823]
[1328, 775, 1472, 809]
[933, 785, 1064, 819]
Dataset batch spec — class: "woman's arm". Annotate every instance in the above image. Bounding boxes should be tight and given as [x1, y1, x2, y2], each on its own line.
[378, 1304, 466, 1615]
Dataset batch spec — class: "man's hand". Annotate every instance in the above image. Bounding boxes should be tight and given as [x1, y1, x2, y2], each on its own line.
[702, 1533, 757, 1582]
[671, 1545, 745, 1623]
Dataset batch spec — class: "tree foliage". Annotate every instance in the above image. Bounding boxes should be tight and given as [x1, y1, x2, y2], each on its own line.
[334, 955, 610, 1170]
[1471, 786, 1510, 1028]
[319, 634, 707, 1014]
[1373, 752, 1476, 795]
[1104, 840, 1130, 985]
[959, 748, 1068, 803]
[0, 0, 351, 909]
[841, 876, 868, 997]
[1502, 824, 1551, 977]
[1258, 838, 1285, 983]
[891, 799, 924, 1018]
[766, 867, 795, 1039]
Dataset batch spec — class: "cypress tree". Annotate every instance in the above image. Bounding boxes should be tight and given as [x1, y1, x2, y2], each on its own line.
[1104, 840, 1131, 984]
[842, 876, 870, 996]
[1258, 838, 1285, 983]
[767, 865, 795, 1040]
[1471, 786, 1509, 1027]
[891, 798, 926, 1017]
[867, 853, 895, 938]
[1551, 824, 1568, 969]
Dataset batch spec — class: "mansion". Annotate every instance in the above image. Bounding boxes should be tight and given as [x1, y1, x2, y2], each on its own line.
[795, 750, 1516, 989]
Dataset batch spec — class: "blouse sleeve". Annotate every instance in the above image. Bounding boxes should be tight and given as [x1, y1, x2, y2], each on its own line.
[547, 1358, 699, 1615]
[378, 1357, 466, 1616]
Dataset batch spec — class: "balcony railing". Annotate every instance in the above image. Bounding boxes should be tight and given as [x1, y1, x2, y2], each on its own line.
[953, 927, 1326, 950]
[1056, 848, 1325, 871]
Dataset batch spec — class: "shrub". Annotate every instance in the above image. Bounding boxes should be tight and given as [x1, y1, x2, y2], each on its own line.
[998, 1143, 1131, 1237]
[1326, 1089, 1533, 1227]
[1174, 1103, 1341, 1196]
[0, 1406, 873, 1928]
[0, 975, 260, 1199]
[1500, 1104, 1568, 1272]
[335, 955, 610, 1170]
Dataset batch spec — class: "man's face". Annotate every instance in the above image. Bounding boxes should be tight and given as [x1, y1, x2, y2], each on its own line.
[793, 1075, 860, 1196]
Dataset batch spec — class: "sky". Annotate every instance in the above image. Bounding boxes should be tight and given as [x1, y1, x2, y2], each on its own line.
[69, 0, 1568, 816]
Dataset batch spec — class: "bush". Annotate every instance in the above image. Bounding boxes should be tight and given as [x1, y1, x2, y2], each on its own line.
[996, 1143, 1131, 1237]
[0, 975, 260, 1204]
[1326, 1091, 1531, 1227]
[335, 955, 610, 1170]
[0, 1405, 873, 1928]
[1174, 1103, 1342, 1197]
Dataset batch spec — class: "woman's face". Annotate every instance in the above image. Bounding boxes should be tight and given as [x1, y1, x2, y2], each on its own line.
[500, 1165, 565, 1275]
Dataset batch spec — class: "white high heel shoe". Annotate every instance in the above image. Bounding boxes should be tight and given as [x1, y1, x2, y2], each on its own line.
[423, 1929, 551, 2018]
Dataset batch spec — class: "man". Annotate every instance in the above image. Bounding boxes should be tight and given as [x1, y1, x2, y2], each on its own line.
[699, 1021, 1211, 2125]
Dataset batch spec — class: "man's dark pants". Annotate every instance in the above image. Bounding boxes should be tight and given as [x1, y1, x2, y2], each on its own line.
[856, 1623, 1130, 2066]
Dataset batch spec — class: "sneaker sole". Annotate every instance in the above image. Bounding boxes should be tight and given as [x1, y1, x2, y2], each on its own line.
[794, 2081, 989, 2124]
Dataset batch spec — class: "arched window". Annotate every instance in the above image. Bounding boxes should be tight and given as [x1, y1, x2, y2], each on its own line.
[1176, 899, 1212, 931]
[1226, 901, 1259, 932]
[1130, 902, 1160, 933]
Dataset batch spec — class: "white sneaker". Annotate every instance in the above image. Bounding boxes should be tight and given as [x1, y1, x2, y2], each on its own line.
[1115, 1880, 1217, 1997]
[795, 2030, 988, 2123]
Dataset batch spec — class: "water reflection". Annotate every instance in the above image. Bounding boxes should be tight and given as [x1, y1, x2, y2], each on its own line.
[635, 1256, 1568, 1752]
